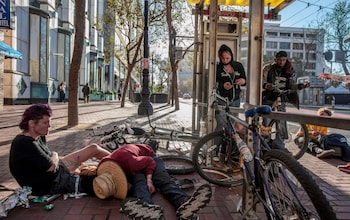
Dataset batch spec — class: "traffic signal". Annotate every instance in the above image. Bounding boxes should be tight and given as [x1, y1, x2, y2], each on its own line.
[335, 51, 346, 62]
[324, 51, 333, 61]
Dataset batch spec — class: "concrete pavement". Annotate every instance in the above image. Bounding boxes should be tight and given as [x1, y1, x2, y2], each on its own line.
[0, 100, 350, 219]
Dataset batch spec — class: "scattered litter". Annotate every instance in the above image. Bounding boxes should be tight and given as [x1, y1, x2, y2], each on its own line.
[0, 186, 32, 218]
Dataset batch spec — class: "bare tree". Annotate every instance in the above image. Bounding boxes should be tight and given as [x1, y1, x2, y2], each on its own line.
[103, 0, 165, 107]
[67, 0, 86, 126]
[319, 1, 350, 75]
[165, 0, 194, 110]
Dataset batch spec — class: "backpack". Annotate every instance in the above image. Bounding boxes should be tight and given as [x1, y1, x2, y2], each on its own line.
[320, 133, 350, 162]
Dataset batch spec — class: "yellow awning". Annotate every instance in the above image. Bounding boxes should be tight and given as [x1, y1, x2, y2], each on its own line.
[187, 0, 285, 7]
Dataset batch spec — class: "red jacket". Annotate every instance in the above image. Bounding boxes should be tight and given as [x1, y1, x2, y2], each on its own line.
[99, 144, 156, 176]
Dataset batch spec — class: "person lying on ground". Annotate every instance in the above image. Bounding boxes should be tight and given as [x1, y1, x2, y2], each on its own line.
[294, 107, 335, 159]
[93, 143, 212, 220]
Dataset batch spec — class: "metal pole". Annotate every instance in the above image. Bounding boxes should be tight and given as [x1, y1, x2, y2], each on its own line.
[138, 0, 153, 115]
[151, 53, 154, 92]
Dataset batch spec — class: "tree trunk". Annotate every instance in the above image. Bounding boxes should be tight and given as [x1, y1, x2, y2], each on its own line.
[68, 0, 86, 126]
[166, 0, 179, 110]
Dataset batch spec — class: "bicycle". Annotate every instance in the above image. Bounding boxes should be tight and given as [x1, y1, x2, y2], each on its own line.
[192, 89, 309, 187]
[192, 90, 336, 219]
[263, 83, 310, 159]
[88, 116, 199, 175]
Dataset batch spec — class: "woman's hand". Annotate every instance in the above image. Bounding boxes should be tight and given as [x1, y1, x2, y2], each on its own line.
[235, 78, 246, 86]
[223, 82, 233, 90]
[47, 151, 59, 172]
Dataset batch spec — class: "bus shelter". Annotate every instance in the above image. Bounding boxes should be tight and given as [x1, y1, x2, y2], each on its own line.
[187, 0, 295, 133]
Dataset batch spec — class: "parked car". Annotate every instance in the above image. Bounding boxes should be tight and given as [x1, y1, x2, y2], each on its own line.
[183, 93, 191, 99]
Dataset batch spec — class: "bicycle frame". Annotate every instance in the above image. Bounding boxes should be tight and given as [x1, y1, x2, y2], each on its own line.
[213, 89, 301, 217]
[227, 111, 309, 218]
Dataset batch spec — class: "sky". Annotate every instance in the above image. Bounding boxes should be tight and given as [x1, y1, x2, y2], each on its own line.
[275, 0, 340, 28]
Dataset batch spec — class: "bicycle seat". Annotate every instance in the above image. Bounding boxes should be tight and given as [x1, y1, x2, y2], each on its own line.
[129, 127, 146, 136]
[245, 105, 272, 117]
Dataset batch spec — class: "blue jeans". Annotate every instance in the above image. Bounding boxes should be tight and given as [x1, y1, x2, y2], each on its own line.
[129, 157, 187, 209]
[263, 101, 288, 150]
[214, 99, 240, 154]
[215, 99, 240, 132]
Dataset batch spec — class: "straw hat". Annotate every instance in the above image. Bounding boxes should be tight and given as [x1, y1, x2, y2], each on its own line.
[93, 160, 128, 200]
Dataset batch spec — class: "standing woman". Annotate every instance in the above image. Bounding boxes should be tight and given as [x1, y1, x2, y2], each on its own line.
[216, 44, 246, 108]
[214, 45, 247, 162]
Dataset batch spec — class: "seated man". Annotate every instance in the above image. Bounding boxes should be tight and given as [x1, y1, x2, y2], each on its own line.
[294, 107, 335, 159]
[94, 143, 212, 220]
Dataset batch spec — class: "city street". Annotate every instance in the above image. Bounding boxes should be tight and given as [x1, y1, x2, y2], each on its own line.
[0, 100, 350, 219]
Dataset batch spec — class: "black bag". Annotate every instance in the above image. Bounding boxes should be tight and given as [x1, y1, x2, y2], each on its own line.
[320, 133, 350, 162]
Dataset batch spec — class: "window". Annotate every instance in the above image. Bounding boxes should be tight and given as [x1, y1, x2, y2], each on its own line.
[293, 43, 303, 50]
[293, 33, 304, 38]
[266, 32, 278, 37]
[305, 44, 316, 50]
[30, 14, 40, 82]
[293, 52, 303, 59]
[39, 17, 47, 83]
[266, 51, 275, 57]
[266, 41, 277, 49]
[308, 53, 316, 60]
[305, 63, 316, 69]
[279, 42, 290, 49]
[306, 34, 317, 39]
[280, 32, 291, 37]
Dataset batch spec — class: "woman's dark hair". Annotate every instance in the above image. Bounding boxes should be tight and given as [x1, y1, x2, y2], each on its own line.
[19, 104, 52, 131]
[218, 44, 234, 64]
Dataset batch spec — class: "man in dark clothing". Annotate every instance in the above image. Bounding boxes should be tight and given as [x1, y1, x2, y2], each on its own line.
[82, 83, 90, 103]
[262, 51, 310, 150]
[99, 143, 212, 220]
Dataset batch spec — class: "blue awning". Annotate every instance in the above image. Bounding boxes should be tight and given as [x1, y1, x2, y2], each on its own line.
[0, 41, 23, 60]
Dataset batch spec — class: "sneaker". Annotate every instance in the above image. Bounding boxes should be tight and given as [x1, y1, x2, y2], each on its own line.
[176, 184, 212, 220]
[316, 149, 335, 159]
[337, 163, 350, 173]
[120, 198, 164, 220]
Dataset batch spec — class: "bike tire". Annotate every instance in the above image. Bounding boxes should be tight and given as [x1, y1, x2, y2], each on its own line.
[192, 130, 243, 187]
[158, 155, 195, 175]
[260, 150, 336, 220]
[268, 119, 309, 160]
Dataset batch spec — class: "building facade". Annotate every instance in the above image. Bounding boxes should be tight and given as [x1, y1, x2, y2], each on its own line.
[0, 0, 128, 106]
[240, 23, 326, 106]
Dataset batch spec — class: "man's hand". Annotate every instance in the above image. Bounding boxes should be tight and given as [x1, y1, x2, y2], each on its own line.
[147, 179, 156, 194]
[146, 174, 156, 194]
[264, 83, 273, 90]
[303, 81, 310, 89]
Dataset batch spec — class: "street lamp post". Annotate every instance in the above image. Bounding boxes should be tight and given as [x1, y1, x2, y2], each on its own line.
[138, 0, 153, 115]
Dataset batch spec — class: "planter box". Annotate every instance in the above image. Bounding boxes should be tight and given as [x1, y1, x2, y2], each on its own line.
[105, 94, 114, 101]
[90, 94, 104, 101]
[151, 93, 168, 103]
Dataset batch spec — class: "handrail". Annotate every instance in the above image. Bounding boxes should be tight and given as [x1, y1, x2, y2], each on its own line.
[214, 104, 350, 130]
[260, 111, 350, 130]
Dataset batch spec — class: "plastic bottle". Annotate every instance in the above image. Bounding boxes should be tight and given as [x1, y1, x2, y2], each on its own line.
[235, 134, 253, 162]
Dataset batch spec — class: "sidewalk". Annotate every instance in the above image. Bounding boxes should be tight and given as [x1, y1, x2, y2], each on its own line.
[0, 100, 350, 219]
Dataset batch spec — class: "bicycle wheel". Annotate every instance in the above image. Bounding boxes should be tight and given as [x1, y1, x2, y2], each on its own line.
[192, 130, 243, 187]
[268, 119, 309, 160]
[260, 150, 336, 220]
[158, 155, 195, 175]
